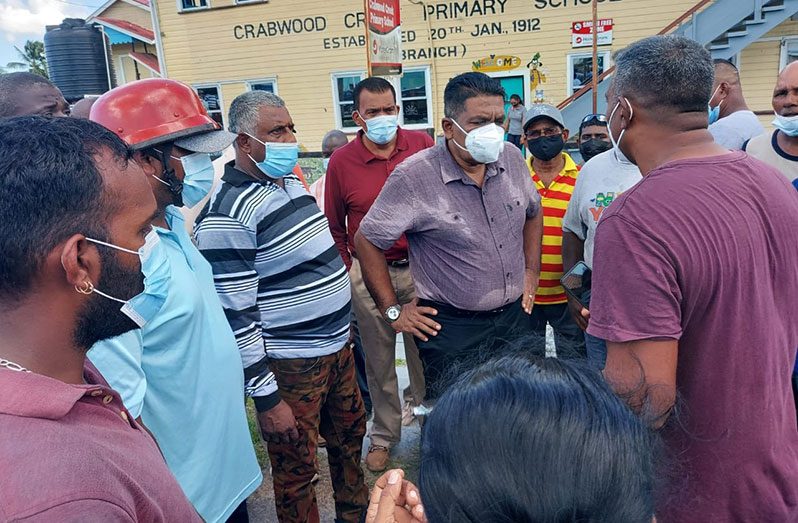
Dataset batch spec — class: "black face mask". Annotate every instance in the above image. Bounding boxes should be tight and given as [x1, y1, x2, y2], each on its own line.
[579, 139, 613, 163]
[528, 135, 564, 161]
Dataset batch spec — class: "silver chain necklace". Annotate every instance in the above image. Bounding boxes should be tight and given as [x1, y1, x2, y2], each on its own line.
[0, 358, 30, 373]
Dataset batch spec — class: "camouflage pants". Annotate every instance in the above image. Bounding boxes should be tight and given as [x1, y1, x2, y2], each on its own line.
[267, 346, 368, 523]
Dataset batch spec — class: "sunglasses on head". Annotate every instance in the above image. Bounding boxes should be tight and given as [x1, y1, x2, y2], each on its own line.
[581, 113, 608, 124]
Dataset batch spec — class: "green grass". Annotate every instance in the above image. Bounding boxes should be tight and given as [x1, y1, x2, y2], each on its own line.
[245, 399, 270, 466]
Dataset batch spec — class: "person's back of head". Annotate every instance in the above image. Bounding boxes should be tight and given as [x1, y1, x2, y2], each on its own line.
[0, 72, 69, 118]
[322, 129, 348, 157]
[419, 354, 656, 523]
[613, 35, 713, 117]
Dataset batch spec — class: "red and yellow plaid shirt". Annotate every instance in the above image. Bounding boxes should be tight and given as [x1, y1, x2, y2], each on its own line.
[527, 152, 580, 305]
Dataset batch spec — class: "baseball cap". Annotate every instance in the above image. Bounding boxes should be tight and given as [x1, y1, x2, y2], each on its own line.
[523, 103, 566, 131]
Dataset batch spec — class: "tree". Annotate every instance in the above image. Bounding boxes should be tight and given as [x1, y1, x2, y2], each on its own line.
[11, 40, 48, 79]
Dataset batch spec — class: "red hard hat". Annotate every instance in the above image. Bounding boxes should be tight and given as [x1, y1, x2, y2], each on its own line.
[90, 78, 224, 151]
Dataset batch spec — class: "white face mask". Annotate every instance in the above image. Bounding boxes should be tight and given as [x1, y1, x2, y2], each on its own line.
[608, 98, 635, 164]
[450, 119, 505, 164]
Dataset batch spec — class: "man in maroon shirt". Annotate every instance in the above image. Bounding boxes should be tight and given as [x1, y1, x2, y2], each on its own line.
[325, 77, 432, 472]
[0, 116, 200, 522]
[588, 35, 798, 520]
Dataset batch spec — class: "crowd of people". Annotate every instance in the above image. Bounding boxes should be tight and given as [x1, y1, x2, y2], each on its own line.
[0, 33, 796, 523]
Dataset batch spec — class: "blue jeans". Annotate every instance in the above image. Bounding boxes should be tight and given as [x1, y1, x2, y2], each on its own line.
[582, 289, 607, 370]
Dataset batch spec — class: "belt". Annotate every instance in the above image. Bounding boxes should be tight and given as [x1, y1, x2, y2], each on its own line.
[387, 258, 409, 267]
[417, 298, 521, 318]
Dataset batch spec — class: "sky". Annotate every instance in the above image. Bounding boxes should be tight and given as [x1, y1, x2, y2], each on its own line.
[0, 0, 104, 70]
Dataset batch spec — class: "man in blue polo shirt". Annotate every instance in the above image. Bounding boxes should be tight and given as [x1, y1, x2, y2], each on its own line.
[87, 79, 262, 523]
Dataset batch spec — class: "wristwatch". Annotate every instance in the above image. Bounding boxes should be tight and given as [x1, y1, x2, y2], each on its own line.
[384, 304, 402, 323]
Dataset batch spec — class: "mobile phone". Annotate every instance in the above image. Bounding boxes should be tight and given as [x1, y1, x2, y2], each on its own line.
[560, 261, 591, 309]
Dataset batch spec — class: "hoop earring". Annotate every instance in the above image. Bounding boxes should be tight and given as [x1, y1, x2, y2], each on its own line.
[75, 281, 94, 295]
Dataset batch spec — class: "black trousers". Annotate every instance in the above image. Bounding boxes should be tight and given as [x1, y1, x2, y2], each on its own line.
[415, 298, 531, 401]
[528, 302, 587, 359]
[226, 500, 249, 523]
[507, 134, 523, 150]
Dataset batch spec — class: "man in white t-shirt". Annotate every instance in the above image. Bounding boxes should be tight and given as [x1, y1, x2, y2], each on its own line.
[561, 148, 642, 368]
[708, 59, 764, 150]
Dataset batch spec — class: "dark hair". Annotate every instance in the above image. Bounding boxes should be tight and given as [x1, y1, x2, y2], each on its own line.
[419, 354, 657, 523]
[352, 77, 396, 111]
[509, 93, 521, 102]
[0, 72, 56, 117]
[613, 35, 713, 112]
[0, 116, 131, 301]
[444, 72, 505, 118]
[713, 58, 738, 72]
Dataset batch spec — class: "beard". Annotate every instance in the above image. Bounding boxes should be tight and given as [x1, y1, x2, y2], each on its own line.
[73, 250, 145, 352]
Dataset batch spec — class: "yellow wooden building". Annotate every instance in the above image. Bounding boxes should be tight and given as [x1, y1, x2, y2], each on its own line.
[93, 0, 798, 150]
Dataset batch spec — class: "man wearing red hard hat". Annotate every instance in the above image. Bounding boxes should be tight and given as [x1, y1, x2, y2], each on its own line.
[88, 78, 262, 523]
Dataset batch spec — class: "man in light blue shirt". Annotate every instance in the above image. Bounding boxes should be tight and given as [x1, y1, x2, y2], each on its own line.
[87, 79, 262, 522]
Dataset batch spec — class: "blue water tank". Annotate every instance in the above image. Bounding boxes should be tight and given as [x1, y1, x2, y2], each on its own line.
[44, 19, 115, 102]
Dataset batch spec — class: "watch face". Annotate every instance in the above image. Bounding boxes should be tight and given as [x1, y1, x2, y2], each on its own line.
[387, 307, 400, 321]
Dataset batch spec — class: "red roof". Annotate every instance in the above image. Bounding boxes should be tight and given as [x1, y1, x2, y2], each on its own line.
[130, 0, 150, 6]
[129, 52, 160, 74]
[96, 16, 155, 43]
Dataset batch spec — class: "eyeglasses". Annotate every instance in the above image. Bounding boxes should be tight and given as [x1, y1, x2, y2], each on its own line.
[581, 113, 608, 124]
[524, 127, 562, 140]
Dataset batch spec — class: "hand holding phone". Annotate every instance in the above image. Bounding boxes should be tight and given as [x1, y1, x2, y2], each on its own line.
[561, 262, 591, 330]
[560, 261, 591, 309]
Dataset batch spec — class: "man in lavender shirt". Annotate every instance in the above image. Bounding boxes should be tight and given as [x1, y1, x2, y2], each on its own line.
[588, 35, 798, 521]
[355, 72, 543, 402]
[0, 117, 199, 522]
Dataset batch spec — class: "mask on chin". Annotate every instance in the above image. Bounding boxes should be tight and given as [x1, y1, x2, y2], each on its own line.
[74, 231, 169, 350]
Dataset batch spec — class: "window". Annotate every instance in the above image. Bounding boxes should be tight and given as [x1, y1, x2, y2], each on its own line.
[332, 73, 366, 130]
[400, 68, 432, 127]
[567, 52, 611, 94]
[246, 79, 277, 94]
[194, 85, 224, 127]
[179, 0, 207, 11]
[781, 38, 798, 70]
[331, 68, 432, 130]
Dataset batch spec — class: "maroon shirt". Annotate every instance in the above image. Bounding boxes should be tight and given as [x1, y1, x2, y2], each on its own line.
[0, 362, 201, 522]
[324, 128, 434, 268]
[588, 152, 798, 521]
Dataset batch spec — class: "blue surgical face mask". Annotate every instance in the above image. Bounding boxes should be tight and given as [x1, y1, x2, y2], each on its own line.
[323, 157, 330, 171]
[247, 134, 298, 178]
[362, 114, 399, 145]
[169, 152, 214, 208]
[772, 113, 798, 137]
[85, 229, 170, 328]
[708, 85, 723, 125]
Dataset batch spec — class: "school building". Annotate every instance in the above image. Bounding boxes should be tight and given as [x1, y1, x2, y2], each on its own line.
[87, 0, 798, 152]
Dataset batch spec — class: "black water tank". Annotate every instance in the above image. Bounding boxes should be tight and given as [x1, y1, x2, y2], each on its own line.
[44, 19, 116, 102]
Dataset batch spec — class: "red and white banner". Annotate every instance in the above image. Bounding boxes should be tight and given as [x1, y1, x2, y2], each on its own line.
[572, 18, 613, 48]
[366, 0, 402, 76]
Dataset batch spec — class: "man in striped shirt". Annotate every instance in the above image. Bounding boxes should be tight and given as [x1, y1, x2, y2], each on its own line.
[194, 91, 367, 523]
[522, 104, 586, 357]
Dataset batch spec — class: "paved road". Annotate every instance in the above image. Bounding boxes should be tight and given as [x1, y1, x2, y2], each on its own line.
[248, 329, 556, 521]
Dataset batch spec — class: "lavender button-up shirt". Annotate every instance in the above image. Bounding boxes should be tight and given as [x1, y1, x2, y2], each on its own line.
[359, 141, 540, 311]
